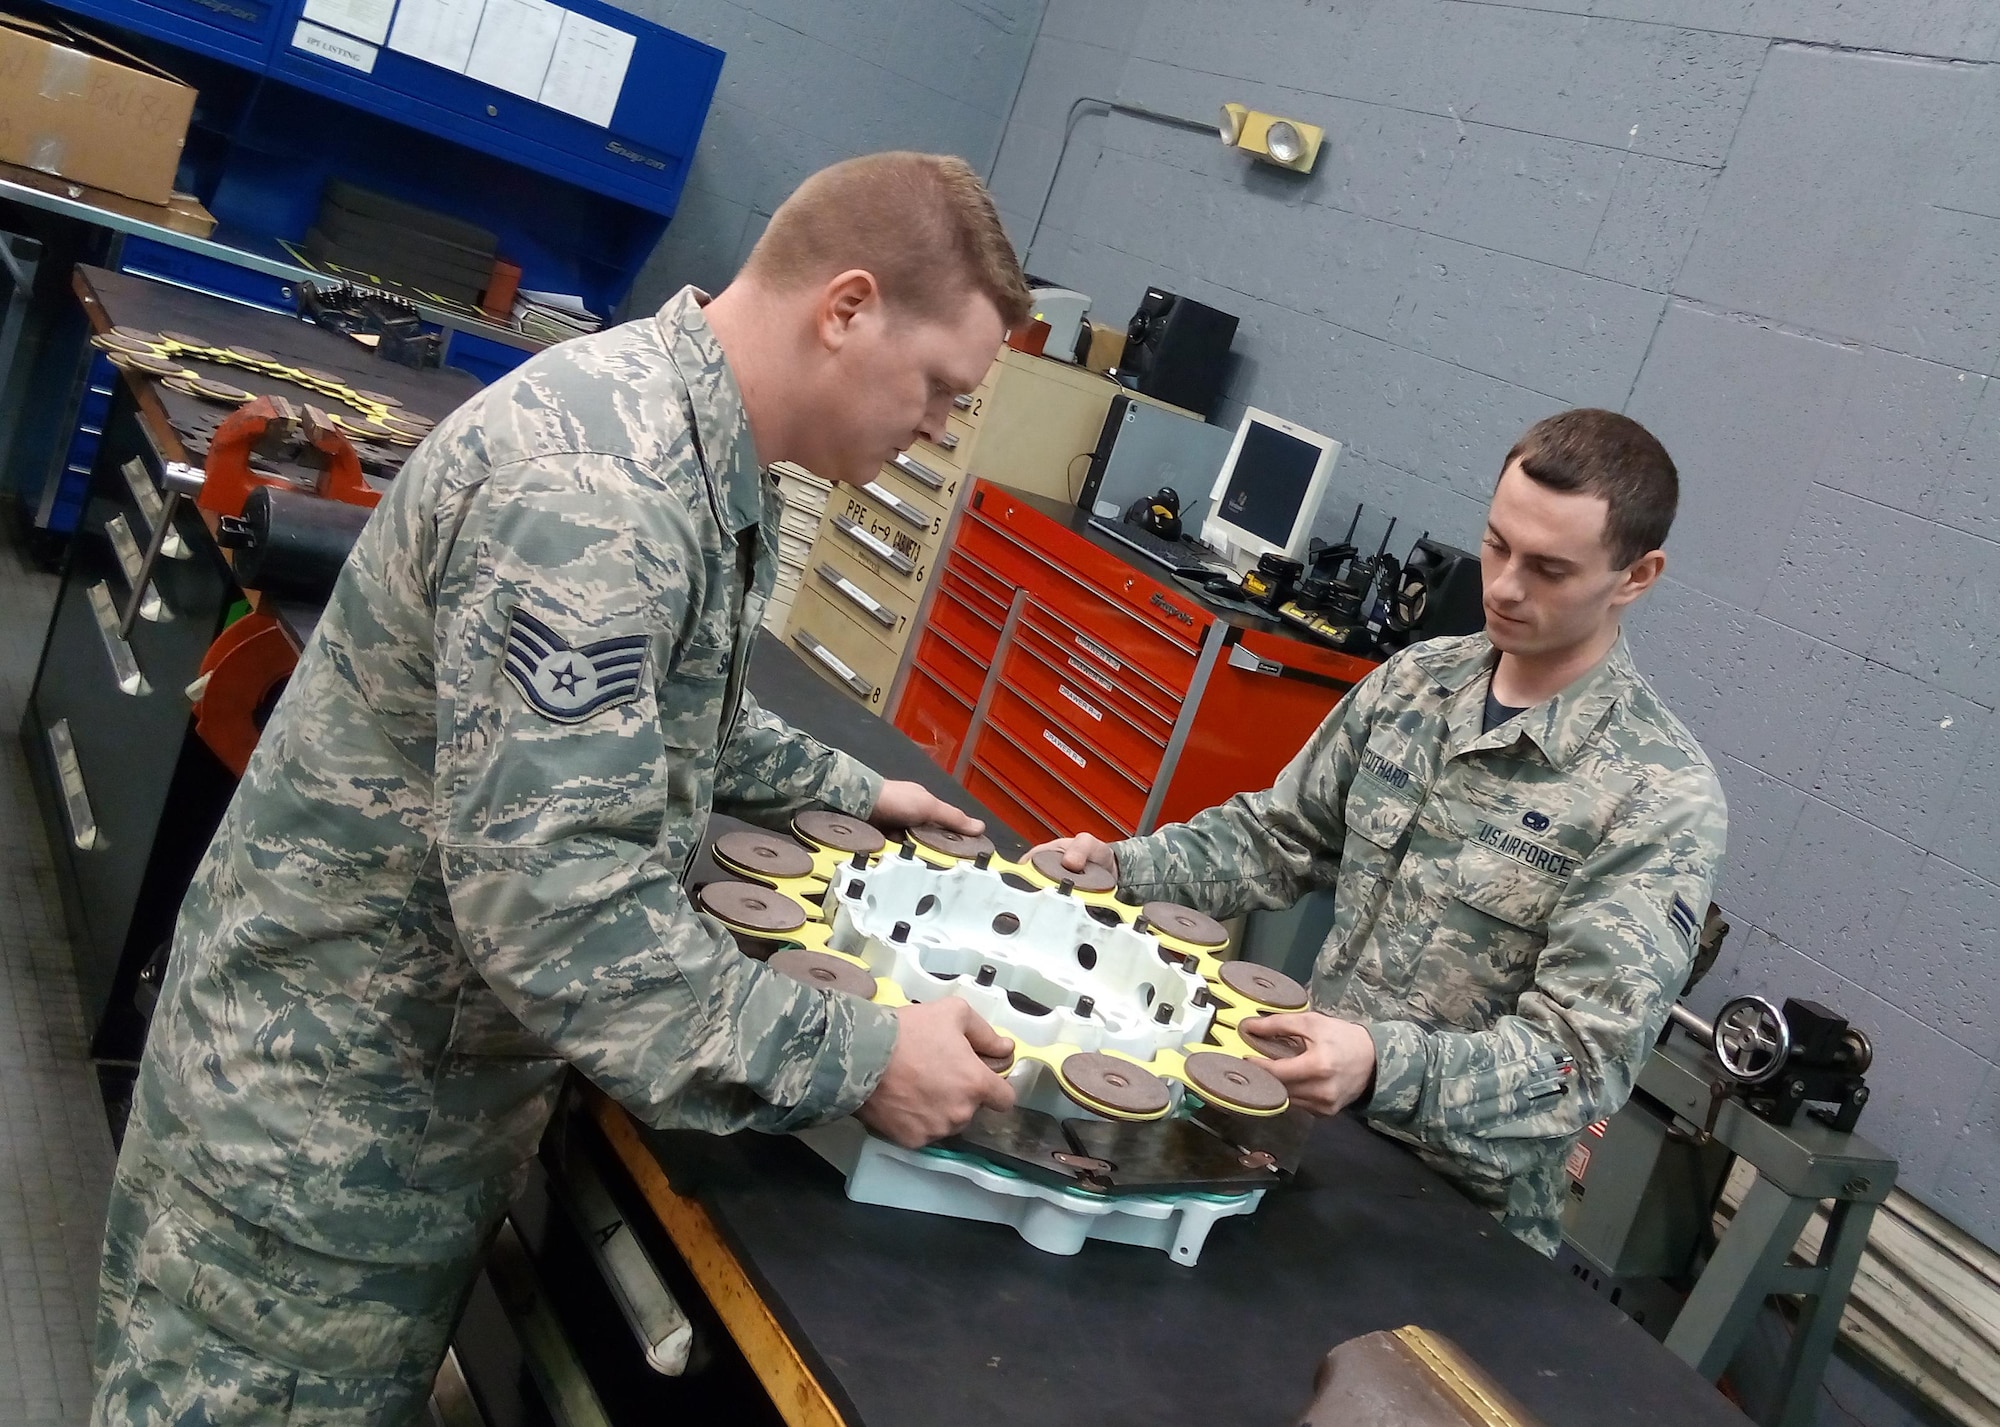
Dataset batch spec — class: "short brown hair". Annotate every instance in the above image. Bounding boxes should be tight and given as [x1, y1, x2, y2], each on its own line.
[1503, 409, 1678, 567]
[742, 152, 1031, 329]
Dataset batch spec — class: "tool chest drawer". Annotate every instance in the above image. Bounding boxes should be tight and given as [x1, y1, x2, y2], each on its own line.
[54, 0, 288, 66]
[955, 509, 1200, 703]
[1016, 600, 1181, 732]
[822, 482, 943, 601]
[966, 485, 1208, 657]
[912, 622, 986, 707]
[942, 552, 1015, 618]
[880, 451, 961, 514]
[28, 455, 235, 1034]
[970, 723, 1127, 845]
[898, 664, 975, 772]
[929, 576, 1005, 665]
[984, 681, 1146, 832]
[999, 631, 1167, 787]
[266, 0, 722, 215]
[788, 585, 900, 711]
[807, 554, 915, 643]
[963, 762, 1061, 848]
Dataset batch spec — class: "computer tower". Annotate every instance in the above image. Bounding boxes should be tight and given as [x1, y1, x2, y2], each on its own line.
[1117, 289, 1237, 418]
[1077, 398, 1236, 522]
[1387, 538, 1485, 645]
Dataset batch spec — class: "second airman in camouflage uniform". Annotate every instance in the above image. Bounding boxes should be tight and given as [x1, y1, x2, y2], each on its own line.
[1112, 630, 1726, 1254]
[1051, 407, 1727, 1256]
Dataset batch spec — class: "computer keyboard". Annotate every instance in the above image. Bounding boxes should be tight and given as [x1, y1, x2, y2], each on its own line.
[1088, 515, 1214, 573]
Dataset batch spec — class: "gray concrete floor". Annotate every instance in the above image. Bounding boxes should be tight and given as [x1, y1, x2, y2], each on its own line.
[0, 525, 115, 1425]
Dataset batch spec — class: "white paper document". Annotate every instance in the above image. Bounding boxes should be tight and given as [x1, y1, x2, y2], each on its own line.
[387, 0, 483, 73]
[539, 9, 634, 127]
[300, 0, 395, 46]
[465, 0, 563, 98]
[292, 19, 380, 71]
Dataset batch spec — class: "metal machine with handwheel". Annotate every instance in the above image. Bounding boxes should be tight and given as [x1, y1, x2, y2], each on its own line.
[1563, 995, 1896, 1427]
[1666, 995, 1875, 1141]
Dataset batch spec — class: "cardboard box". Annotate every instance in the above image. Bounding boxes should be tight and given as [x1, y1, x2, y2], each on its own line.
[0, 11, 195, 206]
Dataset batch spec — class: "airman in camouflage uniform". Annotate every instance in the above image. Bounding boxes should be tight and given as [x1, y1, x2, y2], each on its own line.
[94, 150, 1029, 1424]
[1045, 408, 1727, 1256]
[1111, 631, 1726, 1254]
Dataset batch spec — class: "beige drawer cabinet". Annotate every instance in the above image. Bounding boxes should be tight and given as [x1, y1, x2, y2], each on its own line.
[785, 347, 1194, 710]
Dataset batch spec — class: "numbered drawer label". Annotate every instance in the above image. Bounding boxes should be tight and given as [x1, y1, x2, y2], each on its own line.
[861, 480, 933, 533]
[891, 451, 950, 492]
[814, 564, 896, 630]
[831, 514, 916, 577]
[792, 630, 872, 700]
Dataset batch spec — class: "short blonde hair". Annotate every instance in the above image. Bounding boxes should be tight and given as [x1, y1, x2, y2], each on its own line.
[743, 152, 1031, 328]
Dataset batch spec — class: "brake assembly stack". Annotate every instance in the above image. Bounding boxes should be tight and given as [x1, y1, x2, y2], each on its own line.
[696, 814, 1317, 1265]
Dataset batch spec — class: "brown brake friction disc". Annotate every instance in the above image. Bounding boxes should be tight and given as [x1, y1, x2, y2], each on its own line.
[1056, 1051, 1172, 1119]
[793, 809, 887, 856]
[697, 881, 807, 935]
[186, 377, 255, 405]
[1140, 901, 1229, 949]
[1239, 1025, 1309, 1060]
[1028, 846, 1117, 893]
[92, 332, 165, 356]
[713, 829, 817, 882]
[909, 824, 996, 861]
[1183, 1051, 1289, 1114]
[768, 949, 876, 1000]
[1216, 960, 1310, 1011]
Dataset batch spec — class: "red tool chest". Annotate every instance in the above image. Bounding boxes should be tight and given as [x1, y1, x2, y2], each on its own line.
[894, 481, 1380, 846]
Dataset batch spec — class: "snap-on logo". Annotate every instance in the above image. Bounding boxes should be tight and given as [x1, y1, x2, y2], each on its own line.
[605, 141, 667, 170]
[1149, 591, 1194, 627]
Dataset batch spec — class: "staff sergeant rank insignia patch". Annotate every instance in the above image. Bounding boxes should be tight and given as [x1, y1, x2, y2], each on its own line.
[503, 609, 648, 724]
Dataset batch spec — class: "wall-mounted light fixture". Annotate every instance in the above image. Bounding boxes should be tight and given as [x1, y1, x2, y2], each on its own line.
[1219, 103, 1322, 173]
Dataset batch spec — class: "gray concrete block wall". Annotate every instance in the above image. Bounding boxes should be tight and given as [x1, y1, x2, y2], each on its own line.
[991, 0, 2000, 1260]
[611, 0, 1047, 311]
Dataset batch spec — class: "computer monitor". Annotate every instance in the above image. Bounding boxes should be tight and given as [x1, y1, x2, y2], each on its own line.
[1200, 408, 1343, 568]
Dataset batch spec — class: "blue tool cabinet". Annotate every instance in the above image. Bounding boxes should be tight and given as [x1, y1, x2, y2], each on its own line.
[7, 0, 722, 537]
[35, 0, 722, 312]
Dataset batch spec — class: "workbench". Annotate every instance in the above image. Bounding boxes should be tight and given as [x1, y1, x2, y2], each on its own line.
[567, 645, 1754, 1427]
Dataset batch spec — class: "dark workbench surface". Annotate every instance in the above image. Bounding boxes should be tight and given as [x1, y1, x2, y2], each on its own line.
[73, 266, 483, 647]
[657, 646, 1752, 1427]
[76, 266, 483, 458]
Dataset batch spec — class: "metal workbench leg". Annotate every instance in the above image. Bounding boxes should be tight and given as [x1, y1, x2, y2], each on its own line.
[1772, 1198, 1876, 1427]
[1664, 1173, 1816, 1380]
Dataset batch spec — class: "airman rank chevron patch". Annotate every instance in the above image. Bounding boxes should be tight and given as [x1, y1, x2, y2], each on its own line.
[1670, 894, 1699, 947]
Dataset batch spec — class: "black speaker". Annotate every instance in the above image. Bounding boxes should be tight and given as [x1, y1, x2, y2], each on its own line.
[1387, 538, 1484, 646]
[1117, 288, 1237, 417]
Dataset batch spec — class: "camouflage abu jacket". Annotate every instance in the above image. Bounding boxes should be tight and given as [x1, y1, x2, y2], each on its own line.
[1112, 633, 1727, 1254]
[133, 287, 899, 1265]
